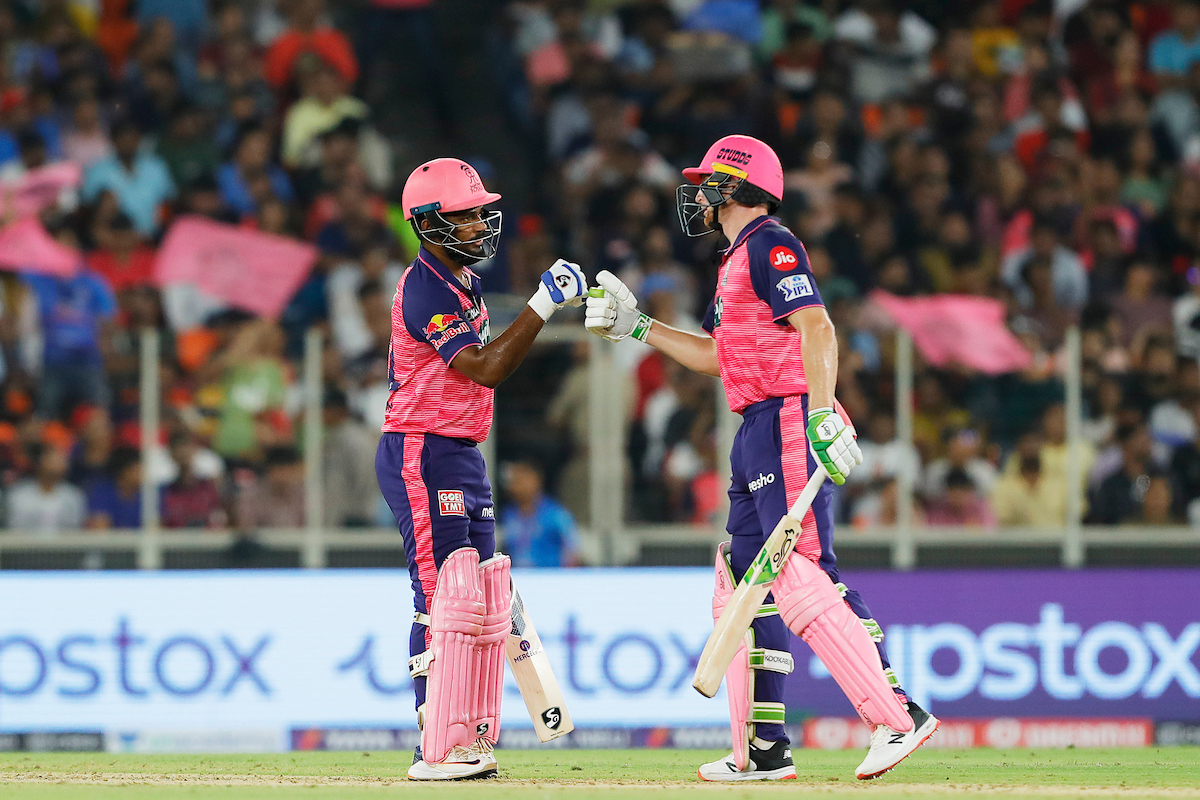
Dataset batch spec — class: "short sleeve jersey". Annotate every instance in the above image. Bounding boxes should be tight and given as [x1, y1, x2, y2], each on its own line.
[702, 216, 824, 413]
[383, 249, 493, 441]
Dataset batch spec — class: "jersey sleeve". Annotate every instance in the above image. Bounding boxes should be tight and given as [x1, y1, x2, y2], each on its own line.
[747, 225, 823, 324]
[701, 297, 716, 334]
[400, 270, 482, 365]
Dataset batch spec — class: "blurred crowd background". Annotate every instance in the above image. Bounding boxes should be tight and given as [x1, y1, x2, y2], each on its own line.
[1, 0, 1200, 565]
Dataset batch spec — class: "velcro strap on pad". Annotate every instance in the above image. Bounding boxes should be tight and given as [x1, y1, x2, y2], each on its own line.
[750, 702, 786, 724]
[414, 612, 431, 627]
[409, 650, 434, 677]
[755, 603, 779, 618]
[749, 648, 794, 674]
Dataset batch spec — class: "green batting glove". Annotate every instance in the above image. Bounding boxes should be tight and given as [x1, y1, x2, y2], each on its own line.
[806, 406, 862, 486]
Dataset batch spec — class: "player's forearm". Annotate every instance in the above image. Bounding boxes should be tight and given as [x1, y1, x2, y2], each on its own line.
[789, 308, 836, 409]
[453, 307, 545, 388]
[645, 321, 720, 377]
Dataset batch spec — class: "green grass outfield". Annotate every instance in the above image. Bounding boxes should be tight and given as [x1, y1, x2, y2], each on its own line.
[1, 748, 1198, 799]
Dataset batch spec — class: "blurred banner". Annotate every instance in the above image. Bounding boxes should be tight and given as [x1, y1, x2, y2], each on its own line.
[0, 569, 1196, 752]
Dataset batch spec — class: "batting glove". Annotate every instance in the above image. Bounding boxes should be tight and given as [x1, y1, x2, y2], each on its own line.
[584, 270, 653, 342]
[528, 259, 588, 321]
[806, 407, 863, 486]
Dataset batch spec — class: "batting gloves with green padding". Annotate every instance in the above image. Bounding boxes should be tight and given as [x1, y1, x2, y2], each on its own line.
[806, 407, 863, 485]
[584, 270, 653, 342]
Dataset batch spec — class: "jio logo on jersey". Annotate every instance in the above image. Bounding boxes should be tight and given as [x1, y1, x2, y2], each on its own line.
[777, 274, 813, 302]
[769, 246, 799, 270]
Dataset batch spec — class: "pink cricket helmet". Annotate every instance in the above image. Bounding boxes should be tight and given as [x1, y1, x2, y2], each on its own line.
[402, 158, 502, 220]
[681, 134, 783, 202]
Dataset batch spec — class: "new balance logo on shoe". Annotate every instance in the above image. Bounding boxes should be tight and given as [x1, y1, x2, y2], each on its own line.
[888, 732, 906, 745]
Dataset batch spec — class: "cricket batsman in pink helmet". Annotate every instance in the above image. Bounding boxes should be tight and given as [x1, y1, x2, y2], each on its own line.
[377, 158, 586, 779]
[586, 135, 939, 781]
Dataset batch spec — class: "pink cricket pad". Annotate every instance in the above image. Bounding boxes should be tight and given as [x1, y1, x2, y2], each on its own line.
[774, 553, 912, 732]
[422, 547, 485, 763]
[713, 543, 752, 770]
[472, 554, 511, 745]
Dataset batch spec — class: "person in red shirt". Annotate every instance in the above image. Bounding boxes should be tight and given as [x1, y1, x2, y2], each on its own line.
[263, 0, 358, 90]
[377, 157, 585, 780]
[587, 135, 937, 782]
[85, 213, 156, 292]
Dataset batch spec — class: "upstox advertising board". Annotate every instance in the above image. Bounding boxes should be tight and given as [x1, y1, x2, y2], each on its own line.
[0, 569, 1197, 751]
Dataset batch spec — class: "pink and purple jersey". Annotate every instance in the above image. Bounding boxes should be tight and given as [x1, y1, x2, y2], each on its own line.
[702, 215, 824, 413]
[383, 249, 493, 441]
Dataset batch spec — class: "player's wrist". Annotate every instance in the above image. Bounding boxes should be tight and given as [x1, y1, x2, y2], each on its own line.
[528, 285, 557, 321]
[631, 314, 653, 342]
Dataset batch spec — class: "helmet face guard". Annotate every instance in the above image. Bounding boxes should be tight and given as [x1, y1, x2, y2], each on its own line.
[410, 205, 503, 265]
[676, 167, 743, 238]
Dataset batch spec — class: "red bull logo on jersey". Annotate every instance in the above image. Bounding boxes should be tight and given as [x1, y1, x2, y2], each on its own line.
[770, 246, 799, 271]
[423, 313, 471, 348]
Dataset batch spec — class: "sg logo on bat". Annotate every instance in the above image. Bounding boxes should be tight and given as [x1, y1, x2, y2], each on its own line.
[542, 707, 563, 730]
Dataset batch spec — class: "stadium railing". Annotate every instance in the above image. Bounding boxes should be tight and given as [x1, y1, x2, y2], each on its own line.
[2, 326, 1197, 570]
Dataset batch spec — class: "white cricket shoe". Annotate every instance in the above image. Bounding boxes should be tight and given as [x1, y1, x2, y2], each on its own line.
[407, 744, 497, 780]
[855, 701, 939, 780]
[698, 739, 797, 782]
[468, 738, 498, 767]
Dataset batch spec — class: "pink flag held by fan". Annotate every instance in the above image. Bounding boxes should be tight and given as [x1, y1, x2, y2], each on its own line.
[0, 217, 81, 278]
[869, 290, 1032, 375]
[1, 162, 82, 219]
[154, 216, 319, 319]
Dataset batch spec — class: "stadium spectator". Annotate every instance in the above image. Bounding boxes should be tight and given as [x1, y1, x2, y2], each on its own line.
[321, 388, 379, 527]
[81, 118, 176, 236]
[500, 460, 581, 568]
[1089, 422, 1157, 524]
[7, 445, 87, 533]
[991, 431, 1067, 527]
[235, 446, 305, 529]
[24, 227, 117, 421]
[923, 467, 996, 528]
[162, 431, 226, 529]
[85, 446, 145, 529]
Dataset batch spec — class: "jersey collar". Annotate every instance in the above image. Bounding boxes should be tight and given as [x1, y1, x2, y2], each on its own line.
[721, 215, 777, 260]
[417, 247, 478, 299]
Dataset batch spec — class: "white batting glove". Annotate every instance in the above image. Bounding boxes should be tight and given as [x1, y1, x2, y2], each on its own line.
[528, 259, 588, 321]
[807, 407, 864, 486]
[584, 270, 653, 342]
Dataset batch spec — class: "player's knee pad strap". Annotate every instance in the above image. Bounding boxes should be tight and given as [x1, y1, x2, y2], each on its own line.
[749, 648, 794, 674]
[473, 554, 511, 745]
[774, 553, 911, 732]
[423, 547, 485, 763]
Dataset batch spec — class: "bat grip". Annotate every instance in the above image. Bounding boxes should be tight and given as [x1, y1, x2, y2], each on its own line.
[786, 465, 827, 520]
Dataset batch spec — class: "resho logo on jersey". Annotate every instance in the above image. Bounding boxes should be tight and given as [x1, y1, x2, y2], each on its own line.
[777, 274, 813, 302]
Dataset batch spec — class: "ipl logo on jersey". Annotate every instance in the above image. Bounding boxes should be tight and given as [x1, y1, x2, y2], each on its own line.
[777, 274, 813, 302]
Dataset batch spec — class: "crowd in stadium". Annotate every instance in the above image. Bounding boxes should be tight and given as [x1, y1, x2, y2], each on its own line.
[0, 0, 1197, 547]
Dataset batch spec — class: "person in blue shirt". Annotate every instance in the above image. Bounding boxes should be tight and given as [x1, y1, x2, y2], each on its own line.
[85, 447, 148, 529]
[499, 460, 581, 568]
[1149, 0, 1200, 85]
[24, 225, 118, 420]
[81, 118, 176, 236]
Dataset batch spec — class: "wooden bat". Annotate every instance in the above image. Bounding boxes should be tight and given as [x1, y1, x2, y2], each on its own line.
[692, 467, 828, 697]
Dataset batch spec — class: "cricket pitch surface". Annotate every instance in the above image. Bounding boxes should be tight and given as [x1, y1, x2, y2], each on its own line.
[2, 748, 1199, 799]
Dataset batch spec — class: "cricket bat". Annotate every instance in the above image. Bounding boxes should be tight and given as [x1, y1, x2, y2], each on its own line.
[507, 581, 574, 741]
[692, 467, 828, 698]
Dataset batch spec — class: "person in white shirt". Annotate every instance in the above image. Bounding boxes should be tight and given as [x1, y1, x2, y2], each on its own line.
[7, 446, 86, 534]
